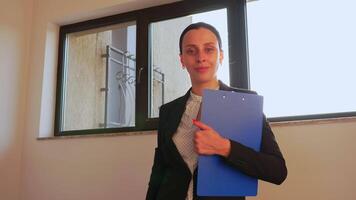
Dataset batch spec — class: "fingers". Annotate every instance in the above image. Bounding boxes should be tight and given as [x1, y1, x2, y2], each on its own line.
[194, 131, 204, 154]
[194, 130, 214, 155]
[192, 121, 219, 155]
[192, 119, 212, 130]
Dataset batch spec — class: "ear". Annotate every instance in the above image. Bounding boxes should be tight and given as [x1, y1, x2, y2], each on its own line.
[179, 54, 185, 68]
[219, 49, 224, 65]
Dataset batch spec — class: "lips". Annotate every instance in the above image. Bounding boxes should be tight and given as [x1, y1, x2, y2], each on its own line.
[195, 66, 209, 73]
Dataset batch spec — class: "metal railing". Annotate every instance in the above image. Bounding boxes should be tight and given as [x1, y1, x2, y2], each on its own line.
[100, 45, 165, 128]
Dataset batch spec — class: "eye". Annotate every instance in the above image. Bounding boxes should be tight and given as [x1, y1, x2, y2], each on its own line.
[185, 48, 196, 55]
[205, 47, 215, 54]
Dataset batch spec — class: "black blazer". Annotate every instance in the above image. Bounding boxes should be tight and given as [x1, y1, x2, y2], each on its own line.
[146, 81, 287, 200]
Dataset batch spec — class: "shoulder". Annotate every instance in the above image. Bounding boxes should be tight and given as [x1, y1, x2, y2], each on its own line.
[159, 90, 190, 113]
[221, 86, 257, 95]
[219, 81, 257, 95]
[160, 95, 184, 111]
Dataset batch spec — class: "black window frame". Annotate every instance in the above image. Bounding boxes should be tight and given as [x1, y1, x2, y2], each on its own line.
[54, 0, 249, 136]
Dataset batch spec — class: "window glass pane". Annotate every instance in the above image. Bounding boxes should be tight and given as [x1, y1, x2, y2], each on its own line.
[63, 22, 136, 131]
[247, 0, 356, 118]
[149, 9, 229, 118]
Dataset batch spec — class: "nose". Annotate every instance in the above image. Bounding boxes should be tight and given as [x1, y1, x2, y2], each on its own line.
[196, 50, 207, 63]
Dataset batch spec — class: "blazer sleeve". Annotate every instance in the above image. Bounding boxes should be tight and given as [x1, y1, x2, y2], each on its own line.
[224, 115, 288, 185]
[146, 106, 167, 200]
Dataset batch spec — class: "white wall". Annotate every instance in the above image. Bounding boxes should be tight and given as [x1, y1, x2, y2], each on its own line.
[21, 0, 178, 200]
[0, 0, 355, 200]
[0, 0, 33, 199]
[252, 119, 356, 200]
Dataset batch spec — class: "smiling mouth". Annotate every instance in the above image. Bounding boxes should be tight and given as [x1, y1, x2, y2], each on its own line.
[195, 67, 209, 73]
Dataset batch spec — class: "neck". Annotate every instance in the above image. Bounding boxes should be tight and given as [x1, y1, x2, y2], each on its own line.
[191, 79, 219, 96]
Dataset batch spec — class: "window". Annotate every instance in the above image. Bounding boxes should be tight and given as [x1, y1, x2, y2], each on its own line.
[62, 22, 136, 131]
[55, 0, 249, 135]
[247, 0, 356, 121]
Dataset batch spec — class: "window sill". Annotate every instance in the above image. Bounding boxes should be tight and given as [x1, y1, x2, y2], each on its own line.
[37, 117, 356, 140]
[270, 116, 356, 127]
[37, 130, 156, 140]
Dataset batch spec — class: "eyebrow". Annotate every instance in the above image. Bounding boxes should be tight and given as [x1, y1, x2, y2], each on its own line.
[183, 42, 217, 48]
[184, 44, 196, 48]
[204, 42, 216, 46]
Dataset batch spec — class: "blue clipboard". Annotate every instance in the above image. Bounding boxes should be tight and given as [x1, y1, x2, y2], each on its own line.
[197, 89, 264, 197]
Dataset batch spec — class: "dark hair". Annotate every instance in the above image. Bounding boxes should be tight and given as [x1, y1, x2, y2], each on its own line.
[179, 22, 222, 54]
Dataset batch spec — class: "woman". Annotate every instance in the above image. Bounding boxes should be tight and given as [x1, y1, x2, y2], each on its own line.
[146, 22, 287, 200]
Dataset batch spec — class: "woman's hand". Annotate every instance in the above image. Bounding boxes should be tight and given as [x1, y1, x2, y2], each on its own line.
[192, 120, 231, 158]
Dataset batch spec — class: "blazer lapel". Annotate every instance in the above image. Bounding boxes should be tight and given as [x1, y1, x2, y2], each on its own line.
[163, 89, 192, 170]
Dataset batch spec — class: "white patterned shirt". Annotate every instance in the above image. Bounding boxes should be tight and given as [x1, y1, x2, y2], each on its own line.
[172, 91, 202, 200]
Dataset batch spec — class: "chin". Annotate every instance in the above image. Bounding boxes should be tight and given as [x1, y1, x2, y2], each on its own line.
[193, 76, 216, 84]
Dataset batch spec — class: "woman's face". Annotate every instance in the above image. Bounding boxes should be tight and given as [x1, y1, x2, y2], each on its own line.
[180, 27, 223, 85]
